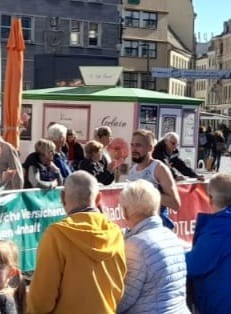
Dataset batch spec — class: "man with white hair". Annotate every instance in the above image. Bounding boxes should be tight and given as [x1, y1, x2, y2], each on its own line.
[27, 170, 126, 314]
[47, 123, 72, 179]
[186, 173, 231, 314]
[153, 132, 204, 181]
[118, 179, 190, 314]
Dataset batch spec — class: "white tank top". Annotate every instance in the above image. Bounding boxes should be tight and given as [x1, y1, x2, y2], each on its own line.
[128, 160, 160, 189]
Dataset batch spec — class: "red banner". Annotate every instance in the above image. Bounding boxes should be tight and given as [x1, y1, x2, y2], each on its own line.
[170, 183, 212, 242]
[101, 189, 126, 229]
[100, 183, 213, 243]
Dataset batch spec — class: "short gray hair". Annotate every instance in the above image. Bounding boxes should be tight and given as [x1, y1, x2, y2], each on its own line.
[47, 123, 67, 142]
[208, 173, 231, 209]
[64, 170, 99, 209]
[163, 132, 179, 143]
[119, 179, 161, 218]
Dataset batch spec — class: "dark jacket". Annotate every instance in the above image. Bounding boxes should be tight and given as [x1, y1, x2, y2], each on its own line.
[186, 207, 231, 314]
[23, 152, 63, 188]
[23, 152, 40, 188]
[205, 132, 215, 150]
[79, 158, 114, 185]
[62, 141, 84, 170]
[213, 134, 225, 153]
[152, 140, 198, 178]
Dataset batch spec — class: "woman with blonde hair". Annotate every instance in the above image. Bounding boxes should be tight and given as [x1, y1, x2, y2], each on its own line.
[0, 240, 26, 314]
[23, 138, 63, 188]
[93, 126, 120, 181]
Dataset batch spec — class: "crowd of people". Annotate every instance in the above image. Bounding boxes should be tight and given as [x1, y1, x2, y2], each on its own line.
[0, 122, 211, 190]
[0, 124, 230, 313]
[198, 124, 231, 172]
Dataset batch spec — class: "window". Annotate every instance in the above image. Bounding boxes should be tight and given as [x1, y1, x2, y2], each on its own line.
[70, 20, 82, 46]
[123, 10, 158, 30]
[141, 73, 156, 90]
[88, 22, 100, 46]
[123, 40, 139, 57]
[172, 55, 176, 67]
[122, 40, 157, 58]
[141, 12, 157, 29]
[123, 72, 138, 88]
[141, 42, 157, 58]
[124, 10, 140, 28]
[1, 15, 33, 42]
[172, 82, 175, 94]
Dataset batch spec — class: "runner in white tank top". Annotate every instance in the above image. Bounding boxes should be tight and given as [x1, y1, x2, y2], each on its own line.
[128, 159, 160, 189]
[129, 129, 181, 227]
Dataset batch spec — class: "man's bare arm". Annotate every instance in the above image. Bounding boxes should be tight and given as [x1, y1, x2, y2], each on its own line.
[155, 161, 181, 211]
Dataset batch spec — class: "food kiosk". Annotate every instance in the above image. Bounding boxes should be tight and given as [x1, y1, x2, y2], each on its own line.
[21, 70, 202, 170]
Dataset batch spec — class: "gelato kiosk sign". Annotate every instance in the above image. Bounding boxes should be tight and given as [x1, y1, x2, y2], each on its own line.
[79, 66, 123, 86]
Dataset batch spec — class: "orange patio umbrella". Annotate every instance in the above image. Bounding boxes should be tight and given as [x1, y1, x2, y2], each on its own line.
[3, 17, 25, 150]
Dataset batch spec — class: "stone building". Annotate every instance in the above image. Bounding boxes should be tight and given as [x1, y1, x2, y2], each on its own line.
[195, 19, 231, 121]
[0, 0, 121, 89]
[120, 0, 195, 95]
[0, 0, 196, 95]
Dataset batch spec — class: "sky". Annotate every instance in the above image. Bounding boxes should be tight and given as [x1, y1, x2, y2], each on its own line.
[193, 0, 231, 41]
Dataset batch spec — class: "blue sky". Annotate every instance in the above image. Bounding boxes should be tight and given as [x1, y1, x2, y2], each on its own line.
[193, 0, 230, 41]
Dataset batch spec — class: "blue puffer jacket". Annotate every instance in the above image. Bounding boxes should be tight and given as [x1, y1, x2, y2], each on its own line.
[186, 206, 231, 314]
[117, 216, 189, 314]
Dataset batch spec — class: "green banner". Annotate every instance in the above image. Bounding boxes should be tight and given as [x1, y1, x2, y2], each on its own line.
[0, 188, 65, 272]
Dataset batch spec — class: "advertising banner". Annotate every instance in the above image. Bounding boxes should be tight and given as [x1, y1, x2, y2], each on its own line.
[0, 189, 65, 272]
[170, 183, 212, 242]
[152, 67, 231, 79]
[0, 183, 212, 271]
